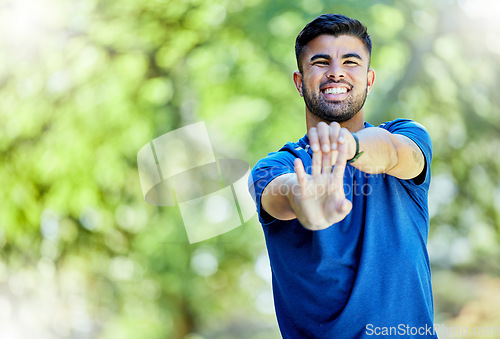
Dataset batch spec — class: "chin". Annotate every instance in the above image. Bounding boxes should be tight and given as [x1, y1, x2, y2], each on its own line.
[316, 111, 356, 123]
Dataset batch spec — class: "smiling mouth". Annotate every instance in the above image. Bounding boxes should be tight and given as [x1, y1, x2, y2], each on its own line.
[322, 87, 349, 95]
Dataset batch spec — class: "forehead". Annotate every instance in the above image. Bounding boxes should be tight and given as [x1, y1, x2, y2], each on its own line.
[303, 34, 369, 60]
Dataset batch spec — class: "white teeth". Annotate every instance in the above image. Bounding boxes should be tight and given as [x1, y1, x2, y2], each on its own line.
[323, 87, 348, 95]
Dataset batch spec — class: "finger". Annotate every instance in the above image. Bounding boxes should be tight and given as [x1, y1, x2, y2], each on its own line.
[317, 122, 331, 153]
[311, 146, 321, 177]
[332, 129, 350, 181]
[308, 127, 320, 153]
[329, 123, 340, 167]
[329, 122, 341, 151]
[309, 127, 322, 177]
[330, 147, 339, 168]
[336, 137, 350, 165]
[337, 127, 348, 145]
[330, 142, 349, 195]
[294, 158, 307, 196]
[322, 149, 332, 174]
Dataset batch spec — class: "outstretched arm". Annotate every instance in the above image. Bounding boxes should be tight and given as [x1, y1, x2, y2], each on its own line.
[261, 127, 352, 230]
[309, 122, 425, 180]
[260, 121, 425, 228]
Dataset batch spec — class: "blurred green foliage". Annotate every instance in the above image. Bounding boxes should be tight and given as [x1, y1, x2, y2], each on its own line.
[0, 0, 499, 338]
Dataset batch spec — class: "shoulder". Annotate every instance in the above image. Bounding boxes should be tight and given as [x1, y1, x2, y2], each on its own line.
[252, 142, 298, 169]
[249, 141, 300, 189]
[378, 119, 432, 158]
[251, 136, 310, 171]
[378, 119, 429, 135]
[248, 140, 304, 225]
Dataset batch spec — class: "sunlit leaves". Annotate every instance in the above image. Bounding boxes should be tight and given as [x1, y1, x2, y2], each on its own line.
[0, 0, 499, 337]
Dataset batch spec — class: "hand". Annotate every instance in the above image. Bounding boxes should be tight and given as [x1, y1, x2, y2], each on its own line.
[309, 121, 356, 163]
[287, 122, 353, 230]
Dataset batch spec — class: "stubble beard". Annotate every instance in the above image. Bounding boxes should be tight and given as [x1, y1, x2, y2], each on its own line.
[302, 80, 368, 123]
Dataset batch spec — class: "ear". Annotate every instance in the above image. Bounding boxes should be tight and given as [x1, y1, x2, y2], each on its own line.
[293, 71, 304, 97]
[367, 69, 375, 94]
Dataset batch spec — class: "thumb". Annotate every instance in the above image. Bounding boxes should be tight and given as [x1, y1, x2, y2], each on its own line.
[339, 199, 352, 214]
[325, 197, 352, 216]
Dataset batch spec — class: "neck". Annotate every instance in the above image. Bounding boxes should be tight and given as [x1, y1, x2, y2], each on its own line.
[305, 109, 365, 132]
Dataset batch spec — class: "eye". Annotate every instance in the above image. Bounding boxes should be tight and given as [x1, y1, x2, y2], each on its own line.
[313, 60, 329, 66]
[344, 60, 359, 65]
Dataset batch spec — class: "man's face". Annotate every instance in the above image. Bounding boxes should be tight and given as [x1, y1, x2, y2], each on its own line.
[294, 34, 375, 123]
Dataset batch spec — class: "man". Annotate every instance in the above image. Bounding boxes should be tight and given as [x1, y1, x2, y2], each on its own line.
[249, 14, 437, 338]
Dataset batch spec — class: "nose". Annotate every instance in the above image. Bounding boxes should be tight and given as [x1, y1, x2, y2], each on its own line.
[327, 62, 345, 79]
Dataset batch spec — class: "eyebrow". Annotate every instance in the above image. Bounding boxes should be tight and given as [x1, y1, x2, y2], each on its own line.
[343, 53, 363, 61]
[310, 54, 331, 62]
[310, 53, 364, 62]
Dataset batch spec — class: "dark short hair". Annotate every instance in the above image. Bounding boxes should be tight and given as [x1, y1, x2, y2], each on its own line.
[295, 14, 372, 72]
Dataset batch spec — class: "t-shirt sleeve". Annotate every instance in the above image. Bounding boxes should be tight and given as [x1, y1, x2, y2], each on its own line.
[248, 150, 296, 225]
[380, 119, 433, 188]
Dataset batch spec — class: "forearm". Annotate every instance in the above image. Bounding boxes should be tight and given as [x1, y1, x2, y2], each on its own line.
[348, 127, 398, 174]
[347, 127, 424, 179]
[261, 173, 298, 220]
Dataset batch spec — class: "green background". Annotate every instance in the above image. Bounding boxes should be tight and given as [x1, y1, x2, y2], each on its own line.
[1, 0, 499, 338]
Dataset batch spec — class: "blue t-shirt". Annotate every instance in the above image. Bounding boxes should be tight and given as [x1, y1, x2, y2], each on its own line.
[248, 119, 437, 338]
